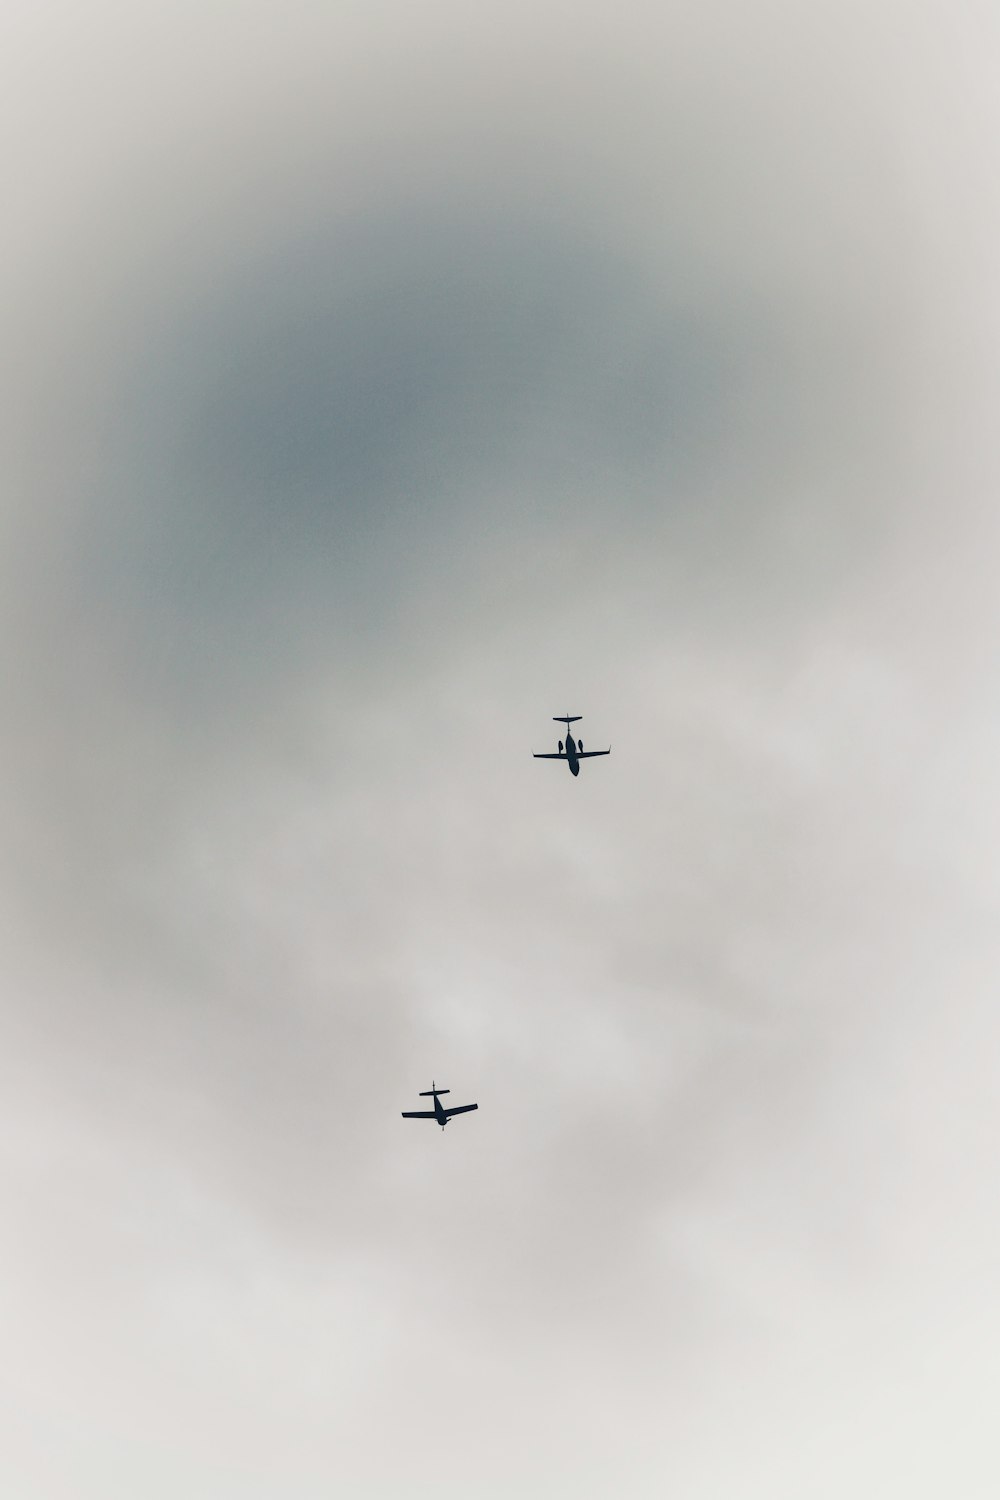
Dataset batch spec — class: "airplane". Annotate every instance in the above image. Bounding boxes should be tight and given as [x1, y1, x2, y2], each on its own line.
[533, 715, 610, 777]
[401, 1082, 478, 1130]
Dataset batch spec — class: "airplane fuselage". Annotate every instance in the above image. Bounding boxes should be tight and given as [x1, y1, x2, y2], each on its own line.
[565, 734, 580, 776]
[434, 1094, 448, 1127]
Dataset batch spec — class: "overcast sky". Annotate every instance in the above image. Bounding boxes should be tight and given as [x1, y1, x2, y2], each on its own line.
[3, 2, 1000, 1496]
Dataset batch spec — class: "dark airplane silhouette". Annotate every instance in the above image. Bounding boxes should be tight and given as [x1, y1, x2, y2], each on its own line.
[401, 1082, 478, 1130]
[533, 715, 611, 777]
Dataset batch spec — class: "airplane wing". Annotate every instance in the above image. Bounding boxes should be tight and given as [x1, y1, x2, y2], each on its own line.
[401, 1110, 437, 1119]
[444, 1103, 478, 1117]
[533, 752, 566, 759]
[577, 749, 611, 758]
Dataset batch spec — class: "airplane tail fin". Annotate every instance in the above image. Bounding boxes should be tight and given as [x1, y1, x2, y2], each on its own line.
[553, 715, 582, 725]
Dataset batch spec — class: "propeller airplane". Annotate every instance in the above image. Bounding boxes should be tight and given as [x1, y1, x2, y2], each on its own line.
[401, 1082, 479, 1130]
[533, 715, 610, 777]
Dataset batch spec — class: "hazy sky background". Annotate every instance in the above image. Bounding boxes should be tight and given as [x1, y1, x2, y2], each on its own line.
[3, 3, 1000, 1496]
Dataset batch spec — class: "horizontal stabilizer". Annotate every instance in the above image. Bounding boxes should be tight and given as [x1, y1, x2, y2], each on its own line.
[553, 715, 582, 724]
[419, 1087, 449, 1097]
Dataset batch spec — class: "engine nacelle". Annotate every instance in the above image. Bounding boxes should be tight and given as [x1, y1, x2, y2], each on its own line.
[558, 740, 563, 753]
[579, 739, 583, 751]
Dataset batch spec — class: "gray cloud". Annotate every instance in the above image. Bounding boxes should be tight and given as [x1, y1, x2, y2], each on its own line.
[4, 2, 1000, 1496]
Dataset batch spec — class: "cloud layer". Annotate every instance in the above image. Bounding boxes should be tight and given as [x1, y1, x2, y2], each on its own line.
[3, 3, 1000, 1496]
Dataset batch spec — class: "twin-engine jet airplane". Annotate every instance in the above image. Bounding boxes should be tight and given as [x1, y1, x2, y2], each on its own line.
[533, 715, 611, 777]
[401, 1082, 478, 1130]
